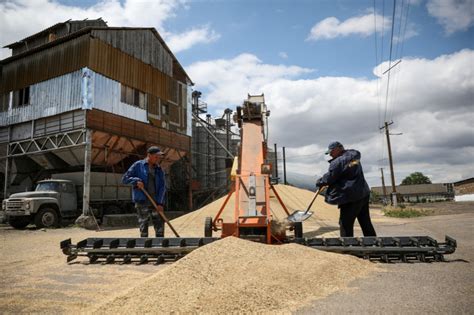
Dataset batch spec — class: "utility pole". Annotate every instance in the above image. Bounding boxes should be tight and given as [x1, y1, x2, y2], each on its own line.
[273, 143, 279, 184]
[206, 114, 212, 189]
[282, 146, 287, 185]
[381, 121, 397, 206]
[380, 168, 387, 202]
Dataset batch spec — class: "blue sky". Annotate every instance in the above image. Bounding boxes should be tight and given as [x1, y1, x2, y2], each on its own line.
[1, 0, 473, 186]
[168, 0, 473, 79]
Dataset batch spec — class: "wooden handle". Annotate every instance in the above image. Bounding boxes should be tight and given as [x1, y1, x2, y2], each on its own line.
[141, 188, 180, 237]
[304, 186, 324, 215]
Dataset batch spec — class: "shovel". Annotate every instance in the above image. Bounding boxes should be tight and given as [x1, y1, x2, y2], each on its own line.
[141, 187, 180, 237]
[287, 186, 324, 223]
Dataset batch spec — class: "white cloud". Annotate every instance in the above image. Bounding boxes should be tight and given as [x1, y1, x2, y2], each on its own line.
[306, 12, 391, 41]
[427, 0, 474, 34]
[166, 25, 220, 53]
[279, 52, 288, 59]
[188, 49, 474, 185]
[0, 0, 218, 59]
[394, 23, 419, 43]
[187, 53, 314, 111]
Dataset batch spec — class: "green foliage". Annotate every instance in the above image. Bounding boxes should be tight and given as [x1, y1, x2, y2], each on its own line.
[369, 190, 380, 203]
[401, 172, 432, 185]
[383, 206, 432, 218]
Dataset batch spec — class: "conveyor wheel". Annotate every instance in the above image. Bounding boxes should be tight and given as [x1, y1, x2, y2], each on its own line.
[204, 217, 213, 237]
[294, 222, 303, 238]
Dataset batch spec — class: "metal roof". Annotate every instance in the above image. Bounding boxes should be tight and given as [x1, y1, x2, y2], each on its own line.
[1, 23, 193, 85]
[4, 18, 106, 48]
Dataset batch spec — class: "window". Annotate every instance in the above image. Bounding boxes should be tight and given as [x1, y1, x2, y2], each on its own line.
[168, 79, 178, 104]
[0, 93, 9, 112]
[13, 87, 29, 108]
[120, 84, 147, 109]
[162, 103, 169, 115]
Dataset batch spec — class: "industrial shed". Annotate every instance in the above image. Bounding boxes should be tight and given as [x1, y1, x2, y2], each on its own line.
[0, 19, 193, 215]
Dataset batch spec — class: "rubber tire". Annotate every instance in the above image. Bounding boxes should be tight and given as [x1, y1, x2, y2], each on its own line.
[105, 204, 122, 215]
[294, 222, 303, 238]
[204, 217, 213, 237]
[9, 217, 30, 229]
[34, 207, 59, 228]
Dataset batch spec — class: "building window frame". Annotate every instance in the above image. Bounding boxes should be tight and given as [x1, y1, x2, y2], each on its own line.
[120, 84, 147, 110]
[13, 86, 30, 108]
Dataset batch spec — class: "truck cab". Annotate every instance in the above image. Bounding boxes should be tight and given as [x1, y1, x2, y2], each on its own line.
[2, 179, 78, 229]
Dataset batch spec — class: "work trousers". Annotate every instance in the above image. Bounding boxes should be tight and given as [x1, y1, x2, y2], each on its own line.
[338, 196, 376, 237]
[136, 203, 164, 237]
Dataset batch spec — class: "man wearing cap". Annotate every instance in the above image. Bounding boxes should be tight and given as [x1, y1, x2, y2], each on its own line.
[316, 141, 376, 237]
[122, 146, 166, 237]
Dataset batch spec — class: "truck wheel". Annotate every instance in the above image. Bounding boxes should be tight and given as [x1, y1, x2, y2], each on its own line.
[35, 208, 59, 228]
[105, 205, 121, 215]
[204, 217, 213, 237]
[9, 217, 30, 229]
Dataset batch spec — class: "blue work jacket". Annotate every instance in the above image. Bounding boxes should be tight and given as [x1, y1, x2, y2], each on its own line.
[319, 149, 370, 205]
[122, 159, 166, 205]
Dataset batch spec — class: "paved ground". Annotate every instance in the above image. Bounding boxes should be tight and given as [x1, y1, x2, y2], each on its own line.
[297, 211, 474, 314]
[0, 204, 472, 313]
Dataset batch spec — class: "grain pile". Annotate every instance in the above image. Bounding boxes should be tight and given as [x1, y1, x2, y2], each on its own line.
[98, 237, 377, 314]
[169, 184, 340, 237]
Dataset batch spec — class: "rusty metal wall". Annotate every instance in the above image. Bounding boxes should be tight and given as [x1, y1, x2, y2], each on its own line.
[0, 34, 90, 94]
[1, 32, 189, 134]
[88, 37, 174, 101]
[0, 69, 83, 126]
[87, 109, 190, 152]
[91, 29, 173, 76]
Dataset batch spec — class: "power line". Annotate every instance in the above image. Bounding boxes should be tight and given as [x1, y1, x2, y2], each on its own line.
[374, 0, 382, 131]
[389, 0, 412, 123]
[383, 0, 397, 123]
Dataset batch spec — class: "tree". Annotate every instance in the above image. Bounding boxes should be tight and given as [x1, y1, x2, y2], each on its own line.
[401, 172, 432, 185]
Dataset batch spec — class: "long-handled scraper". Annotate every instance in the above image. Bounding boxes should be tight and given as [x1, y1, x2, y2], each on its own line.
[287, 186, 324, 223]
[141, 187, 180, 237]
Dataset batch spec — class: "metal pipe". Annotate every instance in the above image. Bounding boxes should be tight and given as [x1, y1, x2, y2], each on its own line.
[283, 146, 287, 185]
[274, 143, 278, 184]
[82, 128, 92, 215]
[192, 113, 234, 159]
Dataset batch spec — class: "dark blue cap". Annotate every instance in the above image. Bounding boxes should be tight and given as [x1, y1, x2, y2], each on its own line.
[147, 146, 164, 155]
[325, 141, 343, 154]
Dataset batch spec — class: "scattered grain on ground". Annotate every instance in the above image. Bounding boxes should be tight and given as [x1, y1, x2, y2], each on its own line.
[98, 237, 378, 314]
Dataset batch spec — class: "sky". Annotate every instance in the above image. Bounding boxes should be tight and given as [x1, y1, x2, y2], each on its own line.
[0, 0, 473, 187]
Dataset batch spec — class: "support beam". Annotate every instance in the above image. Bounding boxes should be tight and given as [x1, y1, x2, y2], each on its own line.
[3, 127, 11, 199]
[82, 129, 92, 216]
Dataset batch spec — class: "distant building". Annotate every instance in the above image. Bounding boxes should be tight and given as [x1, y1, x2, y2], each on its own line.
[371, 183, 454, 203]
[0, 19, 193, 213]
[453, 177, 474, 202]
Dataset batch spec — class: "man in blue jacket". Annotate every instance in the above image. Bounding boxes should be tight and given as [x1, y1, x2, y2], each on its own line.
[316, 141, 376, 237]
[122, 146, 166, 237]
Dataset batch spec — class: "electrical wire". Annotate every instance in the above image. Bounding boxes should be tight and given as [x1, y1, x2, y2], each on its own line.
[388, 0, 411, 123]
[383, 0, 397, 124]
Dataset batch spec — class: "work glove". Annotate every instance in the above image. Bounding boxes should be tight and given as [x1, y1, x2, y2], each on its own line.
[315, 178, 322, 189]
[315, 178, 328, 190]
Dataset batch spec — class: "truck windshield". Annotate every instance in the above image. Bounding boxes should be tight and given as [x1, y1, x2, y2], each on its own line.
[36, 182, 60, 192]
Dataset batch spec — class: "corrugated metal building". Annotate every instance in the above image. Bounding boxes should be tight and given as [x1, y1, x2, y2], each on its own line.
[453, 177, 474, 202]
[0, 19, 193, 214]
[371, 183, 454, 203]
[190, 94, 239, 209]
